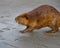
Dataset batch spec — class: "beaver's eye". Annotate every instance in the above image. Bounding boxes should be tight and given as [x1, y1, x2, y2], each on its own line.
[25, 16, 28, 19]
[37, 20, 39, 22]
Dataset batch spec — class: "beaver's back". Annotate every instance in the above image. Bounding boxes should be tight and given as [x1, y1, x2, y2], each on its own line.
[25, 5, 60, 28]
[27, 5, 60, 20]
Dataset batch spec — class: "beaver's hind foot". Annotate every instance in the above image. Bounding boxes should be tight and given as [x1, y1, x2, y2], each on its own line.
[45, 30, 58, 33]
[46, 27, 58, 33]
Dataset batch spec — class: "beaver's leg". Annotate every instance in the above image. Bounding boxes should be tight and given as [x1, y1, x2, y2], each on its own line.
[20, 26, 34, 33]
[20, 21, 37, 33]
[46, 20, 58, 33]
[46, 26, 58, 33]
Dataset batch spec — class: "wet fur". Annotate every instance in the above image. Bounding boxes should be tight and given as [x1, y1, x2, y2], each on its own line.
[15, 5, 60, 33]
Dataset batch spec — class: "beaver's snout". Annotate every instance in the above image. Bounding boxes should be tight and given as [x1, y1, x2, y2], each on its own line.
[15, 17, 17, 22]
[15, 18, 16, 21]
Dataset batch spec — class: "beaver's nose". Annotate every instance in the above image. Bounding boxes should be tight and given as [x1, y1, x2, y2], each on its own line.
[15, 18, 17, 22]
[15, 18, 16, 21]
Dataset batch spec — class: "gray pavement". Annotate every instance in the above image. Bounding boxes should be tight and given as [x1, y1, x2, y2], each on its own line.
[0, 0, 60, 48]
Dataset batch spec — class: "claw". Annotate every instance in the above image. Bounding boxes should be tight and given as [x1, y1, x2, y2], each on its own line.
[20, 30, 25, 33]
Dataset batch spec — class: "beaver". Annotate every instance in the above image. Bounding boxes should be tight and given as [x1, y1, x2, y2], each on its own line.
[15, 5, 60, 33]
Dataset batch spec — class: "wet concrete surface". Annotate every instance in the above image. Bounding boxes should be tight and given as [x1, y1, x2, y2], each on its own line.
[0, 0, 60, 48]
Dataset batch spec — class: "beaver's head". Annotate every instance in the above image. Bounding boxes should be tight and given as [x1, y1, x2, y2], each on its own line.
[15, 13, 29, 25]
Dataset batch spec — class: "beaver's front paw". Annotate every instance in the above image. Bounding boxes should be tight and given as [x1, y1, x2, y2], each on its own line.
[20, 30, 25, 33]
[20, 30, 30, 33]
[20, 29, 33, 33]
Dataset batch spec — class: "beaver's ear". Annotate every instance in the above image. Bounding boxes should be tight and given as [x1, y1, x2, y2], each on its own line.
[22, 13, 28, 19]
[25, 16, 28, 19]
[21, 13, 27, 17]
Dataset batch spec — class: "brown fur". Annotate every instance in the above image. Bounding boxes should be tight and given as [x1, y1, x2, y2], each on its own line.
[15, 5, 60, 33]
